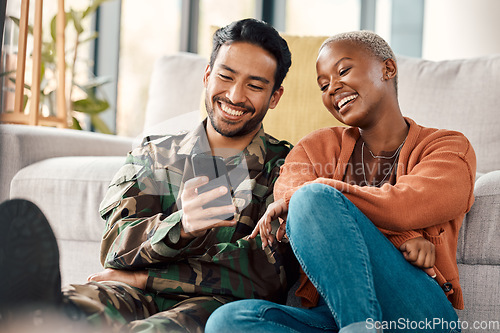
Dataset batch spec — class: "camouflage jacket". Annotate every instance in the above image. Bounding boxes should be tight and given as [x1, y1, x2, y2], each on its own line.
[98, 121, 295, 303]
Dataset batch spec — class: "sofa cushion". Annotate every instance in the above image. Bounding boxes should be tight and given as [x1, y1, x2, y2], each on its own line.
[10, 156, 126, 242]
[198, 34, 343, 145]
[0, 124, 133, 203]
[143, 52, 208, 134]
[162, 47, 500, 174]
[457, 170, 500, 265]
[59, 239, 102, 285]
[457, 263, 500, 328]
[398, 55, 500, 174]
[262, 34, 343, 145]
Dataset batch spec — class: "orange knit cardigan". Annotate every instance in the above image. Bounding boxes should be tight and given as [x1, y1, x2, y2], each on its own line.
[275, 118, 476, 310]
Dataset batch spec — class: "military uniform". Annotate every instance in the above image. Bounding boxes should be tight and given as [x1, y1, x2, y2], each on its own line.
[62, 121, 296, 332]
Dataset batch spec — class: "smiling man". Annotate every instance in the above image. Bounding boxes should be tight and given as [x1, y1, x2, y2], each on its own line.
[0, 19, 295, 332]
[204, 41, 283, 142]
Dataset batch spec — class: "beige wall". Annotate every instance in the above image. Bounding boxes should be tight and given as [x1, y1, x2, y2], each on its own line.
[423, 0, 500, 60]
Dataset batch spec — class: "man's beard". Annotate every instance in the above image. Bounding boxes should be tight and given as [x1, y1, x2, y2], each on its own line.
[206, 96, 267, 138]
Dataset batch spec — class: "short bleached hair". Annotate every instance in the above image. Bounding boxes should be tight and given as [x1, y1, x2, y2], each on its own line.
[320, 31, 398, 93]
[320, 30, 396, 62]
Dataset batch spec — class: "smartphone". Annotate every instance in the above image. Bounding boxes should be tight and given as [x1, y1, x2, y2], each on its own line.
[191, 153, 235, 220]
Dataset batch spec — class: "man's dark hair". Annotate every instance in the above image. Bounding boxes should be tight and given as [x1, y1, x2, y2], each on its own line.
[210, 18, 291, 92]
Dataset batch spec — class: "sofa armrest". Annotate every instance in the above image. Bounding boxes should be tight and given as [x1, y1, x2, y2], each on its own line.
[0, 124, 135, 202]
[457, 170, 500, 265]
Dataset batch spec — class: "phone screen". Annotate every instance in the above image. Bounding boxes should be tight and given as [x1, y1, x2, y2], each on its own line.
[191, 154, 235, 220]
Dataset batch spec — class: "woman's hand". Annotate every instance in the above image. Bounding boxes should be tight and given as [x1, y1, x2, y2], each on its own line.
[249, 199, 288, 249]
[399, 237, 436, 278]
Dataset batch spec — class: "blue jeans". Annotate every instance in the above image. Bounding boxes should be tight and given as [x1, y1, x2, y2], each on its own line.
[206, 183, 460, 333]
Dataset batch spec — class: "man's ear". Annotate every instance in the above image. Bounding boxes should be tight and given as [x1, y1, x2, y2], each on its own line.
[269, 86, 284, 109]
[203, 64, 211, 87]
[384, 58, 397, 80]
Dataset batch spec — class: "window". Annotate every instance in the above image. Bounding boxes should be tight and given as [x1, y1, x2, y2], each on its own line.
[197, 0, 256, 57]
[285, 0, 361, 36]
[1, 1, 21, 114]
[116, 0, 182, 137]
[2, 0, 425, 134]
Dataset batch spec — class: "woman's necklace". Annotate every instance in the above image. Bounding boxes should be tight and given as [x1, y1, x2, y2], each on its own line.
[365, 137, 406, 159]
[361, 137, 406, 187]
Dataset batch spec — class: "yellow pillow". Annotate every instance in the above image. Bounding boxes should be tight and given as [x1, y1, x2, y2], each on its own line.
[200, 34, 344, 145]
[264, 34, 343, 144]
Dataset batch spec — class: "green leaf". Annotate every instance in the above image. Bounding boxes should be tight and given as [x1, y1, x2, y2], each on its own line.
[40, 61, 46, 83]
[49, 12, 72, 41]
[91, 114, 112, 134]
[0, 70, 16, 77]
[42, 40, 55, 53]
[72, 97, 109, 114]
[70, 9, 84, 34]
[83, 0, 112, 18]
[76, 76, 111, 91]
[22, 94, 29, 111]
[41, 51, 55, 64]
[78, 32, 99, 45]
[50, 13, 72, 42]
[9, 77, 31, 91]
[70, 116, 83, 130]
[50, 14, 57, 42]
[9, 16, 34, 35]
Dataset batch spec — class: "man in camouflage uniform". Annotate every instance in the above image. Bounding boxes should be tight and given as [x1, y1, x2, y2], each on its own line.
[0, 19, 296, 332]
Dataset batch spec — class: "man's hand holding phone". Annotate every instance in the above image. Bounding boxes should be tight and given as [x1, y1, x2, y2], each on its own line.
[180, 177, 236, 239]
[179, 154, 237, 239]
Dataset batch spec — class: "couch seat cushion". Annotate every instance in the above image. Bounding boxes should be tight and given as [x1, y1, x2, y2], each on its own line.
[398, 55, 500, 174]
[10, 156, 125, 242]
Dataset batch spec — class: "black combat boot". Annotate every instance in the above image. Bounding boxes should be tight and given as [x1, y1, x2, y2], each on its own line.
[0, 199, 62, 318]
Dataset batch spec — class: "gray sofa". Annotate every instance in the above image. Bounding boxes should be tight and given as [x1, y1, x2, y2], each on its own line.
[1, 51, 499, 331]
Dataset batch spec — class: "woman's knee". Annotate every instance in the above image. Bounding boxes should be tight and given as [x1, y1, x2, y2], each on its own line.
[205, 300, 265, 332]
[287, 184, 346, 234]
[289, 184, 344, 213]
[205, 302, 241, 331]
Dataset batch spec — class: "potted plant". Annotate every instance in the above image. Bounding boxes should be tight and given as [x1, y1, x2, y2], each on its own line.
[2, 0, 113, 133]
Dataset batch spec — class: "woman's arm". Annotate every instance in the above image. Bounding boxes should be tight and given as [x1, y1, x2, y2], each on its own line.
[276, 132, 476, 232]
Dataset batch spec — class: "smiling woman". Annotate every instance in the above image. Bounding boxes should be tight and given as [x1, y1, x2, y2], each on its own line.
[206, 30, 476, 333]
[315, 37, 398, 130]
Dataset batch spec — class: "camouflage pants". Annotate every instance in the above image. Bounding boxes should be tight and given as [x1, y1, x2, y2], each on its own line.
[62, 281, 226, 333]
